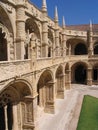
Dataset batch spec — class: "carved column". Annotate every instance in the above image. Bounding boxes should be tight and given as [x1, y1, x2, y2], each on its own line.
[56, 74, 65, 99]
[44, 81, 55, 114]
[68, 44, 71, 56]
[22, 96, 36, 130]
[65, 69, 71, 89]
[42, 20, 48, 57]
[62, 30, 66, 57]
[4, 106, 8, 130]
[16, 2, 26, 60]
[87, 68, 92, 86]
[88, 27, 93, 57]
[13, 104, 19, 130]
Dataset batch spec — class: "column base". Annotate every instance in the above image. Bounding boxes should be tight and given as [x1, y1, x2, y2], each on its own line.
[87, 79, 92, 86]
[23, 123, 35, 130]
[56, 90, 64, 99]
[44, 101, 55, 114]
[65, 82, 71, 89]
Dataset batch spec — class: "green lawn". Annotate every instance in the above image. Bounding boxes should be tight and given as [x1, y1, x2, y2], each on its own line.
[76, 95, 98, 130]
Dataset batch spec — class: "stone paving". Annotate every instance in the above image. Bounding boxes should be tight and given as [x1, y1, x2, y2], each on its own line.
[37, 84, 98, 130]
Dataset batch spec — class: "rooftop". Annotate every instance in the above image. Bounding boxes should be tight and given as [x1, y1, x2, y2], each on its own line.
[66, 24, 98, 31]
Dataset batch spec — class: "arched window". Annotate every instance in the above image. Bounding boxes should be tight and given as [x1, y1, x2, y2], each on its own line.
[0, 29, 7, 61]
[74, 64, 87, 84]
[75, 43, 87, 55]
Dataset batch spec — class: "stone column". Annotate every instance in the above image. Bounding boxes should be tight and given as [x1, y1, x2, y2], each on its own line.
[44, 81, 55, 114]
[16, 2, 26, 60]
[12, 104, 19, 130]
[68, 44, 71, 56]
[4, 106, 8, 130]
[55, 28, 59, 57]
[62, 31, 66, 57]
[65, 69, 71, 89]
[62, 17, 66, 57]
[7, 38, 11, 61]
[87, 68, 92, 86]
[23, 96, 37, 130]
[56, 74, 65, 99]
[88, 28, 93, 57]
[42, 20, 48, 57]
[54, 6, 59, 57]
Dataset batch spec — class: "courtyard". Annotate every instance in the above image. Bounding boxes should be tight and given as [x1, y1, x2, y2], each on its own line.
[37, 84, 98, 130]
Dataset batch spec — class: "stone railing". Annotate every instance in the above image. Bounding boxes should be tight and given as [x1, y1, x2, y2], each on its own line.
[0, 59, 31, 82]
[69, 55, 88, 62]
[66, 30, 87, 37]
[36, 57, 65, 71]
[36, 57, 53, 70]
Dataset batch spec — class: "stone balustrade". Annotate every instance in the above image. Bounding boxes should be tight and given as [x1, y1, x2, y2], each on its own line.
[0, 59, 31, 82]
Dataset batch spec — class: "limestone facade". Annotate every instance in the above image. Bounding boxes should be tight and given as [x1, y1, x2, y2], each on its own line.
[0, 0, 98, 130]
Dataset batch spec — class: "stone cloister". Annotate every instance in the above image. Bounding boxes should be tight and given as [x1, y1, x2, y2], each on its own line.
[0, 0, 98, 130]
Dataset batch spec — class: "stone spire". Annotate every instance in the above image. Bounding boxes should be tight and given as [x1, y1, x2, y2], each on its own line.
[42, 0, 47, 12]
[54, 6, 58, 23]
[89, 20, 93, 32]
[62, 16, 66, 29]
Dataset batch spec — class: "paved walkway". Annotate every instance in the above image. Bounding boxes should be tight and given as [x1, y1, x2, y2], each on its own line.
[37, 84, 98, 130]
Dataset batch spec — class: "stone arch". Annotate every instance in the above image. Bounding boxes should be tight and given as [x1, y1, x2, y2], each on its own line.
[66, 38, 87, 55]
[25, 18, 41, 59]
[0, 78, 33, 130]
[55, 65, 64, 98]
[74, 43, 88, 55]
[71, 62, 88, 84]
[37, 70, 54, 113]
[94, 42, 98, 55]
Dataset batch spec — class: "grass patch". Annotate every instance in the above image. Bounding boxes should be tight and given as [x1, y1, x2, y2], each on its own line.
[77, 95, 98, 130]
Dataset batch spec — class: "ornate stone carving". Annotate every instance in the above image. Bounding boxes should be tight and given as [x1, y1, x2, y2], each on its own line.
[6, 4, 12, 13]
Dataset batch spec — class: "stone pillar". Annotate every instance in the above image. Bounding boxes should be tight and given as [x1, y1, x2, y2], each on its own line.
[23, 96, 37, 130]
[4, 106, 8, 130]
[88, 31, 93, 57]
[68, 44, 71, 56]
[7, 38, 11, 61]
[16, 1, 26, 60]
[54, 7, 59, 57]
[88, 22, 93, 57]
[13, 104, 19, 130]
[56, 74, 65, 99]
[42, 20, 48, 57]
[87, 68, 92, 86]
[65, 69, 71, 89]
[62, 31, 66, 57]
[41, 0, 48, 58]
[55, 29, 59, 57]
[62, 17, 66, 57]
[44, 81, 55, 114]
